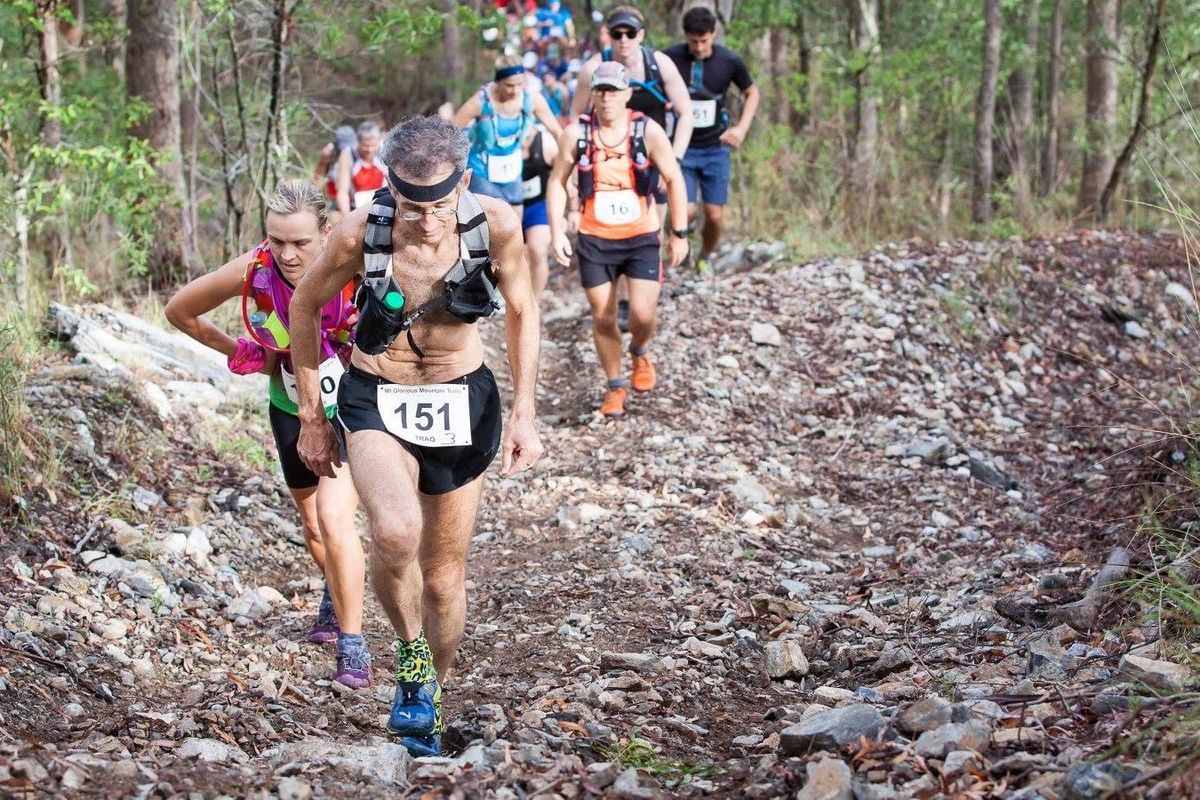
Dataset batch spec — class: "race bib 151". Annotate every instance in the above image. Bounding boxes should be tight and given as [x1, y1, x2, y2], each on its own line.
[693, 100, 718, 129]
[377, 383, 472, 448]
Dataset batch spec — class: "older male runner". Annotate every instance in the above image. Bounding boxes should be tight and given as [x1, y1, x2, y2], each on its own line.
[290, 116, 543, 758]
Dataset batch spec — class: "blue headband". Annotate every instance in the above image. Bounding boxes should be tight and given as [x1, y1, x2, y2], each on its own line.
[387, 166, 464, 203]
[494, 65, 524, 82]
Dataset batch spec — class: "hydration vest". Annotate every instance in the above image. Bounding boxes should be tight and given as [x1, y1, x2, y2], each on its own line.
[356, 188, 501, 358]
[241, 240, 356, 359]
[602, 46, 668, 128]
[686, 57, 729, 136]
[472, 87, 534, 184]
[522, 129, 551, 204]
[575, 111, 657, 203]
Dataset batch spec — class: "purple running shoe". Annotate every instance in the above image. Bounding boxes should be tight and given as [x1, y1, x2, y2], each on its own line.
[334, 634, 373, 690]
[307, 583, 339, 644]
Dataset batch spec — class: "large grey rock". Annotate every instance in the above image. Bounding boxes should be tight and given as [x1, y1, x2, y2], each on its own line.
[178, 737, 249, 764]
[764, 641, 809, 679]
[1061, 761, 1139, 799]
[120, 561, 166, 597]
[600, 652, 663, 673]
[796, 757, 853, 800]
[914, 720, 991, 758]
[896, 697, 952, 735]
[780, 705, 888, 754]
[750, 323, 783, 346]
[1118, 654, 1192, 691]
[225, 590, 272, 621]
[261, 737, 410, 788]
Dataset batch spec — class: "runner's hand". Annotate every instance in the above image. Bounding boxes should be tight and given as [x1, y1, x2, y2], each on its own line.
[667, 235, 689, 269]
[552, 232, 573, 267]
[719, 127, 746, 149]
[298, 418, 341, 479]
[500, 415, 544, 477]
[567, 211, 581, 235]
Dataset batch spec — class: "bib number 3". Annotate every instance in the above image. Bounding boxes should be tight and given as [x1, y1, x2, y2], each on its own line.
[377, 383, 472, 448]
[283, 358, 345, 408]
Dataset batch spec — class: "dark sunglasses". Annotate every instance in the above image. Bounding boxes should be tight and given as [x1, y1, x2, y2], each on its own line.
[609, 28, 639, 40]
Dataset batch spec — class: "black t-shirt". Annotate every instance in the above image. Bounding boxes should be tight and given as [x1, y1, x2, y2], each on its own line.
[663, 43, 753, 149]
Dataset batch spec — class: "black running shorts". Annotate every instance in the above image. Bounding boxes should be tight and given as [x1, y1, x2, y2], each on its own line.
[336, 364, 502, 495]
[268, 403, 347, 490]
[576, 232, 663, 290]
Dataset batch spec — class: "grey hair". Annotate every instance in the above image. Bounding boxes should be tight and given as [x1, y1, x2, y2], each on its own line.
[357, 120, 382, 139]
[266, 179, 329, 228]
[379, 116, 470, 181]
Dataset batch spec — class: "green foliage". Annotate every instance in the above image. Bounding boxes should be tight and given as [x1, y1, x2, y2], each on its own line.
[361, 3, 446, 52]
[595, 734, 711, 786]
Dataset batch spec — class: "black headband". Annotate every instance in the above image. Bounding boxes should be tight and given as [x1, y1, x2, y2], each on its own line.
[494, 65, 524, 82]
[387, 166, 464, 203]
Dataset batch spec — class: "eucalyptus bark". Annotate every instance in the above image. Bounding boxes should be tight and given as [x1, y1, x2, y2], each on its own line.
[443, 0, 462, 103]
[847, 0, 880, 218]
[1078, 0, 1118, 217]
[127, 0, 196, 284]
[1005, 0, 1039, 216]
[1040, 0, 1064, 196]
[972, 0, 1001, 223]
[1099, 0, 1166, 220]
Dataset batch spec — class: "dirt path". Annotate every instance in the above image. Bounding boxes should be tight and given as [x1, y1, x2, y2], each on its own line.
[2, 230, 1198, 798]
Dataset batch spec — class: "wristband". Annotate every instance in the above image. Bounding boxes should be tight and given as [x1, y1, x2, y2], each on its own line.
[228, 338, 267, 375]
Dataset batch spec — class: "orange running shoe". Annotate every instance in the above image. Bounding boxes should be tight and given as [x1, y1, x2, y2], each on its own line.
[630, 353, 657, 392]
[600, 386, 628, 418]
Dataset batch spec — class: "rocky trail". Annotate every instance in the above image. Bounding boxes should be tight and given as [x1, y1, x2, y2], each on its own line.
[2, 230, 1199, 799]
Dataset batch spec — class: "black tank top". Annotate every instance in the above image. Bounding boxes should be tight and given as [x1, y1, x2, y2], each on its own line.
[522, 131, 550, 204]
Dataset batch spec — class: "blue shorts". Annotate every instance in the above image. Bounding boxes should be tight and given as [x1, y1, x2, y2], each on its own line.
[680, 145, 732, 206]
[469, 172, 523, 206]
[522, 198, 549, 231]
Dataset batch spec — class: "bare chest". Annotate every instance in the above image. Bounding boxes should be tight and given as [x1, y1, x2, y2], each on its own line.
[389, 242, 461, 317]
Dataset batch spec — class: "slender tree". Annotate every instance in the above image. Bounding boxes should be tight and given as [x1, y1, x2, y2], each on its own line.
[848, 0, 880, 220]
[1004, 0, 1039, 216]
[127, 0, 197, 283]
[1078, 0, 1118, 217]
[973, 0, 1001, 223]
[1040, 0, 1065, 196]
[1099, 0, 1167, 220]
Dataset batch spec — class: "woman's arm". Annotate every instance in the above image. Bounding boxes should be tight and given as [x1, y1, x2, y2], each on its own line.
[164, 252, 254, 359]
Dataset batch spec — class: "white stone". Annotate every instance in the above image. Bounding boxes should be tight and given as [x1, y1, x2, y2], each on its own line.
[750, 323, 783, 346]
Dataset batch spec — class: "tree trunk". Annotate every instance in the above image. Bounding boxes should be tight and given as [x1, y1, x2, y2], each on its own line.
[1099, 0, 1166, 221]
[1005, 0, 1039, 217]
[972, 0, 1000, 223]
[936, 76, 955, 233]
[1, 120, 31, 308]
[1078, 0, 1119, 218]
[443, 0, 462, 104]
[848, 0, 879, 220]
[257, 0, 290, 234]
[795, 8, 815, 131]
[1040, 0, 1064, 196]
[127, 0, 195, 285]
[769, 26, 790, 127]
[38, 1, 62, 151]
[107, 0, 126, 81]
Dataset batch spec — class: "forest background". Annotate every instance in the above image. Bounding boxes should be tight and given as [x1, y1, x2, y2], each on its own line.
[1, 0, 1199, 308]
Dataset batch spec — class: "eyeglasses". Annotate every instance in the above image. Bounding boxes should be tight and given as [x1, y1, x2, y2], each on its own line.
[609, 28, 638, 40]
[397, 204, 458, 222]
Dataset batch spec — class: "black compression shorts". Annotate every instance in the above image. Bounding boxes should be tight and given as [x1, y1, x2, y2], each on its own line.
[336, 364, 502, 495]
[268, 403, 347, 490]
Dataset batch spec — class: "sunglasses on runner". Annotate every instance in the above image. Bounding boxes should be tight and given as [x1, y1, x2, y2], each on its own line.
[609, 28, 638, 40]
